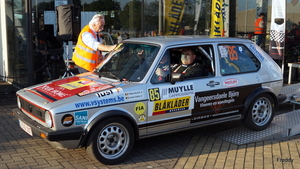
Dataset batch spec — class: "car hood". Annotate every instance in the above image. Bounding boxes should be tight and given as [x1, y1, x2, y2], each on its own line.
[18, 72, 145, 112]
[31, 74, 115, 101]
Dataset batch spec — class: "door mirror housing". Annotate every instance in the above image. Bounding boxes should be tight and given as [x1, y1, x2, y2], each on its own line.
[171, 73, 184, 84]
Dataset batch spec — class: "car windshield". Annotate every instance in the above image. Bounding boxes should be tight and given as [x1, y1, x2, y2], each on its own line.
[96, 43, 160, 82]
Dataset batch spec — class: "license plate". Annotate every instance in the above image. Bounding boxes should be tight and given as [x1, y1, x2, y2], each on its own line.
[19, 120, 33, 136]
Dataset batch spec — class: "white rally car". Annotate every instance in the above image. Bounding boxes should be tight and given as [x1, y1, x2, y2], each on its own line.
[13, 36, 286, 164]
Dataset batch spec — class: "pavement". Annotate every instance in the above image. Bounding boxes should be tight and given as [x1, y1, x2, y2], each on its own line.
[1, 80, 300, 169]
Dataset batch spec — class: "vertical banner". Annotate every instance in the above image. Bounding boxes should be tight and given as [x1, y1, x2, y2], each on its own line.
[194, 0, 202, 35]
[223, 0, 229, 37]
[269, 0, 286, 60]
[164, 0, 185, 35]
[210, 0, 224, 37]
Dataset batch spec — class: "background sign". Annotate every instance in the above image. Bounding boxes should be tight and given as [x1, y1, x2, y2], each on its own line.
[164, 0, 185, 35]
[269, 0, 286, 60]
[210, 0, 224, 37]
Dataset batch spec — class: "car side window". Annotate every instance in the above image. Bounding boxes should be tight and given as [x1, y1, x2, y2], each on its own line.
[218, 44, 260, 75]
[151, 45, 215, 84]
[151, 50, 171, 83]
[171, 45, 214, 79]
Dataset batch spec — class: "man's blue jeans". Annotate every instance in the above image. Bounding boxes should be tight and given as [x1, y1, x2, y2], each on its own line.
[256, 34, 263, 46]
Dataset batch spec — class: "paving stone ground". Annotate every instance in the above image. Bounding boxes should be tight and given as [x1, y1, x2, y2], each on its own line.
[1, 80, 300, 169]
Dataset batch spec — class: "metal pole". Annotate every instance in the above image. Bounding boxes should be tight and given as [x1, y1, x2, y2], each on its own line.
[281, 1, 286, 75]
[159, 0, 162, 33]
[141, 0, 144, 37]
[245, 0, 248, 33]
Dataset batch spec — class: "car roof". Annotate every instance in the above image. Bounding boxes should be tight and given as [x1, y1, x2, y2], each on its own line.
[123, 35, 253, 46]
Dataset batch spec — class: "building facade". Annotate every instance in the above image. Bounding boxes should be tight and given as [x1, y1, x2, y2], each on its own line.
[1, 0, 300, 88]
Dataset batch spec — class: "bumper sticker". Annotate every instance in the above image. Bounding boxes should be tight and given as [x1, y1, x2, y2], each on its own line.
[75, 111, 88, 125]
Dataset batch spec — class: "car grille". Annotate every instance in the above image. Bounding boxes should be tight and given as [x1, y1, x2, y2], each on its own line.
[19, 96, 46, 122]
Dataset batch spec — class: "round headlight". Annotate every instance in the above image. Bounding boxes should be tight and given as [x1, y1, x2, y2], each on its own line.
[45, 111, 53, 128]
[17, 96, 21, 108]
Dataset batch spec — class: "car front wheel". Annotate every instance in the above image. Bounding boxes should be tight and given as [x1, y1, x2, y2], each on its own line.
[242, 94, 275, 131]
[86, 117, 134, 165]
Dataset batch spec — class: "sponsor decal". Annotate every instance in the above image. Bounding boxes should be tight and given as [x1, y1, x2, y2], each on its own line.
[219, 45, 228, 58]
[61, 114, 74, 127]
[75, 111, 88, 125]
[134, 102, 146, 115]
[194, 91, 239, 108]
[96, 89, 114, 98]
[78, 84, 114, 96]
[138, 114, 146, 122]
[112, 82, 126, 86]
[33, 76, 113, 100]
[149, 83, 194, 101]
[59, 79, 95, 90]
[191, 85, 260, 123]
[148, 88, 161, 101]
[112, 82, 121, 85]
[148, 83, 195, 116]
[249, 44, 265, 62]
[95, 88, 122, 98]
[125, 90, 143, 100]
[34, 85, 71, 100]
[161, 84, 194, 99]
[74, 96, 125, 108]
[191, 110, 239, 121]
[192, 91, 240, 122]
[219, 45, 239, 60]
[153, 96, 190, 115]
[238, 46, 244, 53]
[223, 78, 238, 87]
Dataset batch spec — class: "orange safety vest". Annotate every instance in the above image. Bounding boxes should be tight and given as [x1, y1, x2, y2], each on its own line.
[254, 17, 265, 34]
[72, 25, 102, 72]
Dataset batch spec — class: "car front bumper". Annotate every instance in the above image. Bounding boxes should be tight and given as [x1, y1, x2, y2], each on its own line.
[13, 108, 83, 142]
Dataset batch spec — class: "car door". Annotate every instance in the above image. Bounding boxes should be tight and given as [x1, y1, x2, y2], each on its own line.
[214, 43, 262, 123]
[145, 44, 224, 135]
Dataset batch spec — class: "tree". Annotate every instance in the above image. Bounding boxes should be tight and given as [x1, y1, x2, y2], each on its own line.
[81, 0, 121, 31]
[144, 1, 159, 33]
[119, 0, 142, 31]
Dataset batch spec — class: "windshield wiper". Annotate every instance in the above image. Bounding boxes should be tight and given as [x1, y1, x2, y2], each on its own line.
[98, 71, 121, 81]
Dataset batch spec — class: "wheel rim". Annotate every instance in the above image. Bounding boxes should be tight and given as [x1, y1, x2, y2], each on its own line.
[97, 123, 130, 160]
[252, 97, 272, 126]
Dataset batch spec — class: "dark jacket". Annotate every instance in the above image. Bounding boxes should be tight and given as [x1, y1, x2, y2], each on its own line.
[172, 62, 204, 78]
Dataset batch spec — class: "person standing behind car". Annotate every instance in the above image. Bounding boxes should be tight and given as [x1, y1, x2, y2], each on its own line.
[254, 12, 266, 47]
[117, 32, 123, 44]
[287, 23, 299, 37]
[72, 14, 116, 73]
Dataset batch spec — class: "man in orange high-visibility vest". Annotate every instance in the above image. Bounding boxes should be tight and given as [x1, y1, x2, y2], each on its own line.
[254, 12, 266, 47]
[73, 14, 116, 73]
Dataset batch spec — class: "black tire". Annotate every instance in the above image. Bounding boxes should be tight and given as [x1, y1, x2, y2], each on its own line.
[242, 94, 275, 131]
[86, 117, 135, 165]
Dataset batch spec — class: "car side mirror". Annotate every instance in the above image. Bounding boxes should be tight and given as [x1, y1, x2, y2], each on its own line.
[171, 73, 184, 84]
